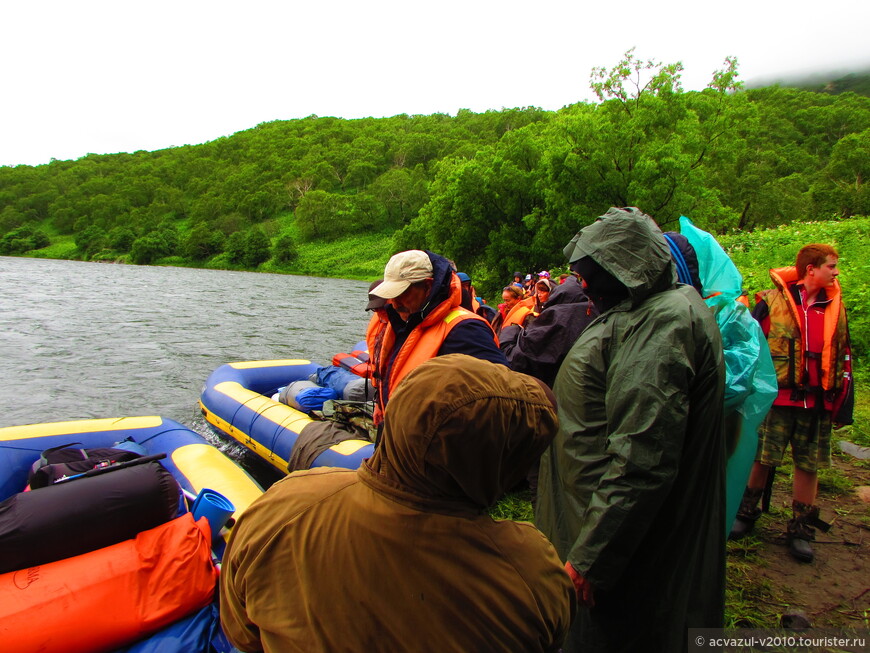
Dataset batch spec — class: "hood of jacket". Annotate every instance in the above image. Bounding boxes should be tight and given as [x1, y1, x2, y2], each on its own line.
[360, 354, 558, 514]
[563, 207, 676, 307]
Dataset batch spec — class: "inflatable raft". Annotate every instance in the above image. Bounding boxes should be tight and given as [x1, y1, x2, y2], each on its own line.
[199, 355, 375, 476]
[0, 416, 264, 653]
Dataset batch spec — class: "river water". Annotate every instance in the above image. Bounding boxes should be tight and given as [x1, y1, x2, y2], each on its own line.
[0, 257, 372, 437]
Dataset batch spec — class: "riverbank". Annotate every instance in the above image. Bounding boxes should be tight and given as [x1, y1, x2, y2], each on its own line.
[24, 229, 395, 281]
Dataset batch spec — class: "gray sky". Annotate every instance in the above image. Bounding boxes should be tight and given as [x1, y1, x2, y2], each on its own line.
[2, 0, 869, 167]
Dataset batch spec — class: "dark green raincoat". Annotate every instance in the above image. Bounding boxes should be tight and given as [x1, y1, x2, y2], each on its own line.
[536, 208, 726, 653]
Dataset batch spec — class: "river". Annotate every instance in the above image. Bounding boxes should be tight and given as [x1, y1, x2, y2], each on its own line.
[0, 257, 372, 439]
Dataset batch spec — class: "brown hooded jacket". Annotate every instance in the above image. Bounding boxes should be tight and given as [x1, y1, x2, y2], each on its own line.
[220, 354, 575, 652]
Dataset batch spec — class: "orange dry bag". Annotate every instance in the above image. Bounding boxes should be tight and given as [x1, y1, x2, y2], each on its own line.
[0, 512, 218, 653]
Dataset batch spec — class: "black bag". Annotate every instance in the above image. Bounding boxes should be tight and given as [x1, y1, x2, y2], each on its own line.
[27, 443, 143, 489]
[1, 446, 180, 574]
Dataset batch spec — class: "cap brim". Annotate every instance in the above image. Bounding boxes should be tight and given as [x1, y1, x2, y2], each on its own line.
[366, 297, 387, 310]
[369, 279, 411, 299]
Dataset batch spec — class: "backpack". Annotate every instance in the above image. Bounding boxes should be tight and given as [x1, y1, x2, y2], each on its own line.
[27, 442, 144, 489]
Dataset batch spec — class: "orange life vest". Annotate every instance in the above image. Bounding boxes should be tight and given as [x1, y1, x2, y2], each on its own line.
[759, 266, 849, 394]
[366, 274, 496, 422]
[332, 351, 372, 378]
[502, 297, 535, 329]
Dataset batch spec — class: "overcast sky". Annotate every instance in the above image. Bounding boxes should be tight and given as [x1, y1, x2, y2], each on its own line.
[2, 0, 869, 168]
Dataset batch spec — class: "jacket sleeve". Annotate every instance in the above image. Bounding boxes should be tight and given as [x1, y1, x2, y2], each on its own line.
[497, 324, 522, 352]
[439, 318, 509, 366]
[567, 316, 693, 590]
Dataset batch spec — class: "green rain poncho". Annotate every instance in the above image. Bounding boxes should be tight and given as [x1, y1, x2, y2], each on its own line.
[536, 208, 726, 653]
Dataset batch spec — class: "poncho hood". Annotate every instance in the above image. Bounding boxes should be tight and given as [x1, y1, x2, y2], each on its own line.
[361, 354, 558, 513]
[563, 207, 676, 305]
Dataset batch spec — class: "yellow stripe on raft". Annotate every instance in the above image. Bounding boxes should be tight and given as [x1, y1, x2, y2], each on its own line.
[228, 360, 311, 369]
[171, 443, 263, 516]
[209, 382, 373, 462]
[0, 416, 165, 442]
[214, 381, 313, 434]
[199, 396, 293, 470]
[330, 439, 374, 455]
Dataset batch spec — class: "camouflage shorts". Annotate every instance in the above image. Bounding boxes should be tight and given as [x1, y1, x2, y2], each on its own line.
[756, 405, 831, 473]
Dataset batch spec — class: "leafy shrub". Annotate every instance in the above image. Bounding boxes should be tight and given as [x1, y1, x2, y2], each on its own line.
[272, 232, 299, 265]
[183, 223, 225, 261]
[0, 224, 51, 254]
[243, 228, 271, 267]
[131, 231, 174, 265]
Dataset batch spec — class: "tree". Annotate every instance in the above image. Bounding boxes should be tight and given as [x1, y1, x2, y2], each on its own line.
[544, 53, 745, 230]
[398, 131, 549, 293]
[183, 223, 225, 261]
[243, 228, 271, 267]
[272, 232, 299, 265]
[294, 190, 354, 241]
[107, 226, 136, 252]
[130, 231, 172, 264]
[823, 128, 870, 216]
[75, 224, 106, 258]
[225, 232, 247, 264]
[370, 168, 430, 228]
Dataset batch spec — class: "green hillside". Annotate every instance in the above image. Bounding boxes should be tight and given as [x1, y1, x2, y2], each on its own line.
[749, 68, 870, 97]
[2, 51, 868, 310]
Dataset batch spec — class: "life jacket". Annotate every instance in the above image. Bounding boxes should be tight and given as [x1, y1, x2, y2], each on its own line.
[758, 266, 849, 396]
[366, 274, 496, 423]
[704, 290, 750, 309]
[502, 297, 535, 329]
[332, 350, 372, 378]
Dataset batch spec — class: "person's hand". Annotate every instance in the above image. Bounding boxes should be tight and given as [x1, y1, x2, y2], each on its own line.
[564, 561, 595, 607]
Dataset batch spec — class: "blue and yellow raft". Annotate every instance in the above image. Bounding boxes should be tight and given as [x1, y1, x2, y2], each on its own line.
[0, 415, 263, 520]
[199, 358, 375, 476]
[0, 415, 264, 653]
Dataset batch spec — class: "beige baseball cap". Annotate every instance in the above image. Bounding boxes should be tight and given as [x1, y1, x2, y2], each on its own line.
[370, 250, 433, 299]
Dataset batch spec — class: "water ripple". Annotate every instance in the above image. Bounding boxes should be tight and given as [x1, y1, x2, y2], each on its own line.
[0, 257, 372, 428]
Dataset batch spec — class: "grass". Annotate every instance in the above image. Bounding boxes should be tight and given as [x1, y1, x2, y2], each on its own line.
[725, 535, 791, 628]
[26, 236, 77, 259]
[273, 230, 395, 280]
[487, 489, 535, 522]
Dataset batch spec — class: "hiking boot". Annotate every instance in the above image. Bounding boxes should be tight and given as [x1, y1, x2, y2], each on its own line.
[788, 536, 814, 563]
[729, 487, 763, 540]
[787, 501, 822, 563]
